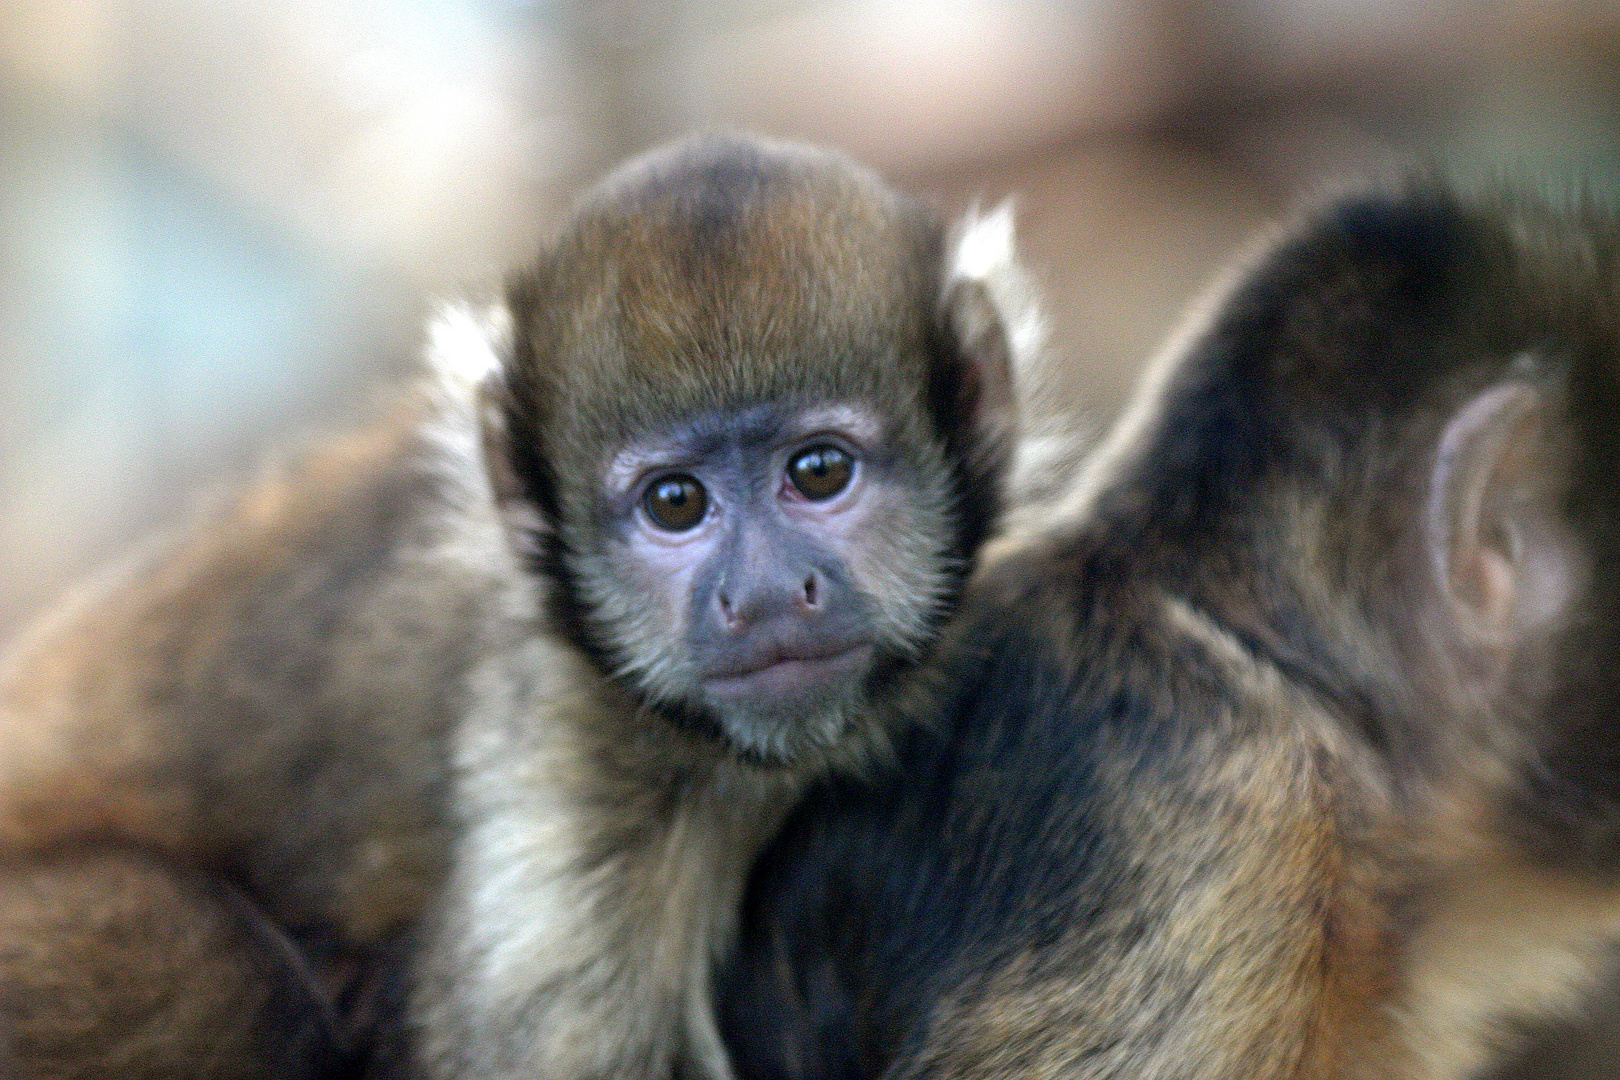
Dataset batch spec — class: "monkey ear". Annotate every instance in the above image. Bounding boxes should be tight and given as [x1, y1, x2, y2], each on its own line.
[1424, 376, 1574, 662]
[425, 301, 553, 559]
[425, 300, 553, 557]
[477, 372, 552, 560]
[938, 202, 1036, 496]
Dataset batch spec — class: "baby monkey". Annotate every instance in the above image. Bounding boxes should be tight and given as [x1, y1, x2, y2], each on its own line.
[0, 134, 1034, 1079]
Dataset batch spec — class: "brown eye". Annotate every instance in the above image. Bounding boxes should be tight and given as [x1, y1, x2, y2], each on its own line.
[788, 445, 854, 501]
[644, 474, 708, 531]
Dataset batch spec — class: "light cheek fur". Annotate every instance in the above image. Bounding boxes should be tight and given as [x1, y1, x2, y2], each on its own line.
[842, 466, 961, 656]
[574, 534, 702, 695]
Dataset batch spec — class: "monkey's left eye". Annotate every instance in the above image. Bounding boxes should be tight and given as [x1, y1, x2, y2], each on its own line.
[788, 445, 855, 501]
[644, 474, 709, 531]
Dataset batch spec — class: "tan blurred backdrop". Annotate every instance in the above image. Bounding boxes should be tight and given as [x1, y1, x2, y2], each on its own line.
[3, 2, 1620, 1074]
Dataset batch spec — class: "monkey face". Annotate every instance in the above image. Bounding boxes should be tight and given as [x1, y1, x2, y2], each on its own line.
[483, 135, 1017, 768]
[574, 398, 957, 764]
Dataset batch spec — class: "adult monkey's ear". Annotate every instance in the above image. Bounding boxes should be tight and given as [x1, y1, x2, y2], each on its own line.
[936, 203, 1040, 530]
[1422, 366, 1580, 684]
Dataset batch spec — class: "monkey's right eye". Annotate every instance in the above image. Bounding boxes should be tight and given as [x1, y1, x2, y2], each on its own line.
[643, 474, 708, 531]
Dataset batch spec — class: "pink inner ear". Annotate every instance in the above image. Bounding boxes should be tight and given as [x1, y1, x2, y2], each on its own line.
[1455, 545, 1517, 641]
[1432, 380, 1555, 650]
[1426, 381, 1544, 646]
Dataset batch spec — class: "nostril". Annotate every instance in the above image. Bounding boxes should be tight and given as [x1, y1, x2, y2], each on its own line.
[719, 592, 735, 625]
[802, 574, 819, 609]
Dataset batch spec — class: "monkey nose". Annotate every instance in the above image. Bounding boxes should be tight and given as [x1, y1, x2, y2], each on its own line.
[716, 572, 825, 633]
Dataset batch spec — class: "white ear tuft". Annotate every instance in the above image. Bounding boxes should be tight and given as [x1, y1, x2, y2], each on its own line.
[948, 200, 1017, 284]
[426, 301, 512, 389]
[945, 201, 1051, 415]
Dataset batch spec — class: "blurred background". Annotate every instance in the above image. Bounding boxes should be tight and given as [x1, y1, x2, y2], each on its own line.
[3, 0, 1620, 630]
[3, 3, 1620, 1074]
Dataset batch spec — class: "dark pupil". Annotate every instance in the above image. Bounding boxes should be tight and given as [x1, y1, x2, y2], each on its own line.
[790, 446, 853, 500]
[645, 475, 707, 530]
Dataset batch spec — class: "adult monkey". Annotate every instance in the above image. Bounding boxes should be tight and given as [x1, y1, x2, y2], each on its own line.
[718, 186, 1620, 1080]
[0, 134, 1040, 1079]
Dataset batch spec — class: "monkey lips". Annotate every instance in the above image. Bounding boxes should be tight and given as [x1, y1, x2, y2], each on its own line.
[702, 640, 876, 708]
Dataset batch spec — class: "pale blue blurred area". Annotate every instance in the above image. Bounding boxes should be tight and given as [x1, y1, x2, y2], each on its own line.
[3, 0, 1620, 633]
[1, 107, 414, 614]
[0, 0, 578, 626]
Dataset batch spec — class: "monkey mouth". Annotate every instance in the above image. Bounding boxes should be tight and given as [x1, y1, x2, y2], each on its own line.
[703, 642, 875, 703]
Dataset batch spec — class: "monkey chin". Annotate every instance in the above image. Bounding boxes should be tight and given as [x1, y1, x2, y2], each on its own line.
[699, 645, 882, 769]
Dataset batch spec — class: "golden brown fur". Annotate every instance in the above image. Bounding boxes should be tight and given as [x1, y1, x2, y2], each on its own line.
[0, 848, 352, 1079]
[0, 394, 467, 938]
